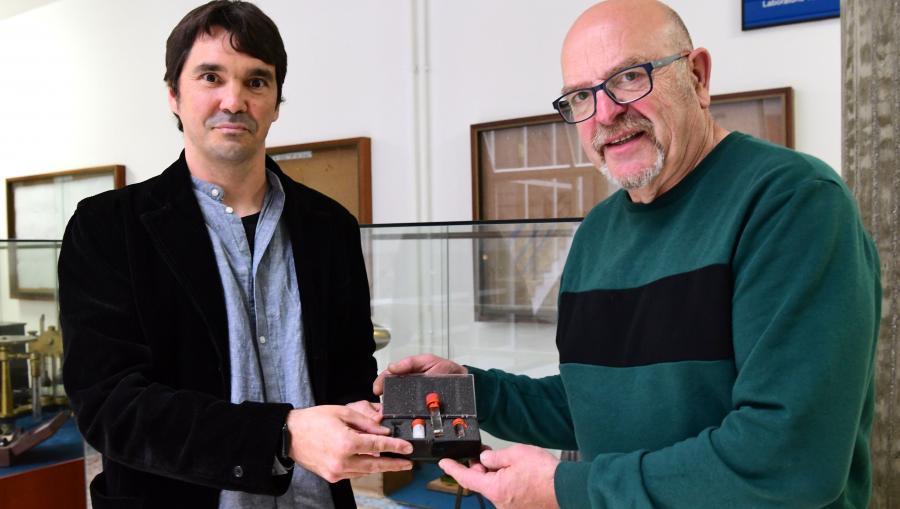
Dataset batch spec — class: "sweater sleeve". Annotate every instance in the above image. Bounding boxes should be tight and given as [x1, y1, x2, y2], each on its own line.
[468, 367, 578, 451]
[555, 179, 881, 508]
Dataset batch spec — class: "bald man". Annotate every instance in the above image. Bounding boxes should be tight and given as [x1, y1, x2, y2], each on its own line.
[376, 1, 880, 508]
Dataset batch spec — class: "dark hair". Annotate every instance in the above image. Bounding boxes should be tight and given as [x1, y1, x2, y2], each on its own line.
[164, 0, 287, 131]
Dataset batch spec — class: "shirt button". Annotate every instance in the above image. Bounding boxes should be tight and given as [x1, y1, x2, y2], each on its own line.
[211, 188, 220, 197]
[225, 206, 234, 214]
[233, 465, 244, 478]
[259, 336, 267, 344]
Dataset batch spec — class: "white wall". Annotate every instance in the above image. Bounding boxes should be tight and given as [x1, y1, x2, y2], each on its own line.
[0, 0, 841, 231]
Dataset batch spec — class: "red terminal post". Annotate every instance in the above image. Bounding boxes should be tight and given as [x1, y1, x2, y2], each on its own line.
[425, 392, 444, 437]
[452, 417, 468, 438]
[411, 418, 426, 439]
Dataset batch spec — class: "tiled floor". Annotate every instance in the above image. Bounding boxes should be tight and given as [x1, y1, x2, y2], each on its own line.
[355, 493, 407, 509]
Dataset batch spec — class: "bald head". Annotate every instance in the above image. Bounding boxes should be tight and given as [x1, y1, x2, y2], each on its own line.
[564, 0, 692, 64]
[556, 0, 724, 203]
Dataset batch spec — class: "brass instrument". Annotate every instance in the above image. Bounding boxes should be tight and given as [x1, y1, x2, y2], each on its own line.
[373, 323, 391, 351]
[0, 335, 39, 421]
[0, 315, 67, 422]
[27, 323, 66, 408]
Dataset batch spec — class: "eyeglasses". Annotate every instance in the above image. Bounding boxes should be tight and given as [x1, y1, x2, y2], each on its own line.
[552, 51, 689, 124]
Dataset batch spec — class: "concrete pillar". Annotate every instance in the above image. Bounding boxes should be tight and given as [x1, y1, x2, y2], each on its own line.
[842, 0, 900, 506]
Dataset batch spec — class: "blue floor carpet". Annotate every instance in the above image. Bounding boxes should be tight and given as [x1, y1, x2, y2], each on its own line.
[0, 410, 83, 478]
[386, 462, 496, 509]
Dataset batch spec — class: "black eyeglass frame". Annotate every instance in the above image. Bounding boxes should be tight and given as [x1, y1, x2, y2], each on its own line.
[552, 51, 690, 125]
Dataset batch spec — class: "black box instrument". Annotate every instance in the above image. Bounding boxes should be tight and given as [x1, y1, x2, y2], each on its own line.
[381, 374, 482, 461]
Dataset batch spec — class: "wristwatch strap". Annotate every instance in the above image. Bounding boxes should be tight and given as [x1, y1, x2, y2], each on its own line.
[277, 422, 293, 468]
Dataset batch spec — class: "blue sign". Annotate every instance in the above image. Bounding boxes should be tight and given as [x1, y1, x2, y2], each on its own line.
[742, 0, 840, 30]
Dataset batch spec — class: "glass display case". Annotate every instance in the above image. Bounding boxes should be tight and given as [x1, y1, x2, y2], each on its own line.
[1, 220, 583, 416]
[362, 219, 580, 395]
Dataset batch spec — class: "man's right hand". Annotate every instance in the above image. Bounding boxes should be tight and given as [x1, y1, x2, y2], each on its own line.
[286, 405, 413, 483]
[372, 354, 468, 396]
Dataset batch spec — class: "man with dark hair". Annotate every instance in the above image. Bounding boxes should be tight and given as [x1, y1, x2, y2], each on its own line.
[163, 0, 287, 131]
[376, 1, 881, 508]
[60, 1, 412, 508]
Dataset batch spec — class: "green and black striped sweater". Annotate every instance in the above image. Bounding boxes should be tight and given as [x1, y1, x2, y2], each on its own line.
[470, 132, 881, 508]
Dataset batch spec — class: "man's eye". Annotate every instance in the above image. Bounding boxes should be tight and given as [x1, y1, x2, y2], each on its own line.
[201, 73, 218, 83]
[249, 78, 267, 89]
[571, 90, 592, 104]
[620, 71, 641, 82]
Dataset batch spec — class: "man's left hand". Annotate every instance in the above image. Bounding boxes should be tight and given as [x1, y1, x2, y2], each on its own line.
[438, 445, 561, 509]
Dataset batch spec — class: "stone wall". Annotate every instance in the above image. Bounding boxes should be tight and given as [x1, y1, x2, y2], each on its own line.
[843, 0, 900, 506]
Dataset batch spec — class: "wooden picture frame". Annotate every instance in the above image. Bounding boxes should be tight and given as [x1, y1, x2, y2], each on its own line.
[470, 114, 611, 221]
[5, 165, 125, 300]
[710, 87, 794, 148]
[268, 137, 372, 224]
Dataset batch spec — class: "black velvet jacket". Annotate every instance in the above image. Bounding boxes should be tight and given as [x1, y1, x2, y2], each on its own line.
[60, 153, 376, 508]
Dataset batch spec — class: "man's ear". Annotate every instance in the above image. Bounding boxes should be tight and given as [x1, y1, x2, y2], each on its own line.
[167, 86, 179, 115]
[273, 103, 280, 122]
[687, 48, 713, 109]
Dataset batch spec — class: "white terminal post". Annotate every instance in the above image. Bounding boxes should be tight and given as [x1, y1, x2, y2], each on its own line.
[411, 418, 426, 439]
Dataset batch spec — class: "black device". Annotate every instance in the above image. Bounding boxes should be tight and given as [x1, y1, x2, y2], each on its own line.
[381, 374, 482, 462]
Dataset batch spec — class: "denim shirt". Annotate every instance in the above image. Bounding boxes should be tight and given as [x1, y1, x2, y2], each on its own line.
[191, 170, 334, 509]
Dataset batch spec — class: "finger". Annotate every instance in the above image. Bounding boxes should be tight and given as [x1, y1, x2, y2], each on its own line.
[373, 370, 390, 395]
[374, 355, 436, 395]
[326, 456, 414, 481]
[356, 433, 414, 455]
[478, 449, 512, 471]
[347, 401, 382, 422]
[342, 408, 393, 435]
[386, 355, 429, 374]
[345, 455, 414, 475]
[438, 459, 489, 493]
[468, 462, 488, 474]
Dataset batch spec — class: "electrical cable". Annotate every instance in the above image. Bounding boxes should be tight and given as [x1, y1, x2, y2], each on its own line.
[452, 458, 488, 509]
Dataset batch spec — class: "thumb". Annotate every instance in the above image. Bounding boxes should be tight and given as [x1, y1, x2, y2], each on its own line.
[373, 370, 390, 396]
[439, 459, 488, 493]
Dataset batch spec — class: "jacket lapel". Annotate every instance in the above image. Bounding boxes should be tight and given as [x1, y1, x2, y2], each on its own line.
[138, 154, 230, 385]
[274, 161, 328, 401]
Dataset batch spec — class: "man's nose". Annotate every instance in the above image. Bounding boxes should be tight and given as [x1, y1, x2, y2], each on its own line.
[219, 82, 248, 113]
[592, 90, 627, 126]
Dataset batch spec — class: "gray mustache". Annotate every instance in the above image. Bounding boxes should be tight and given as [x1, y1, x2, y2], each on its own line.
[592, 116, 654, 149]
